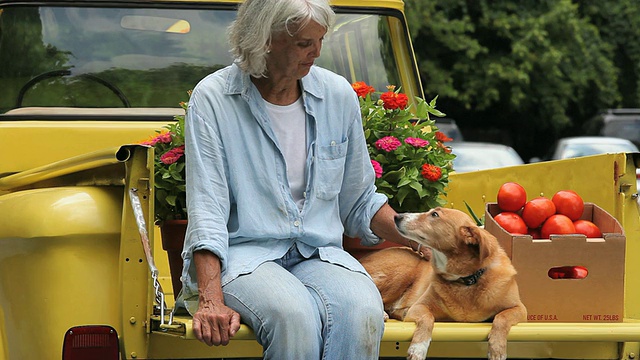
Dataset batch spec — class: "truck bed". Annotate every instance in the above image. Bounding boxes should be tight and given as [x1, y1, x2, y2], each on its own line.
[143, 150, 640, 359]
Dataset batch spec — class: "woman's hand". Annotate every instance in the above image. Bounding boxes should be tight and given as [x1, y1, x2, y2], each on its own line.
[193, 298, 241, 346]
[193, 250, 241, 346]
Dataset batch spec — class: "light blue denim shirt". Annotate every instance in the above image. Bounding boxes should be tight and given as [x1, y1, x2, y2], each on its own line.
[179, 63, 387, 312]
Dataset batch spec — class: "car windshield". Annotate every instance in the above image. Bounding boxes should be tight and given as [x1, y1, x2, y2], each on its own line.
[0, 5, 405, 114]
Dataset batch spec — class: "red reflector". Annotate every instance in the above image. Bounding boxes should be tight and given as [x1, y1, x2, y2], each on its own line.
[63, 325, 119, 360]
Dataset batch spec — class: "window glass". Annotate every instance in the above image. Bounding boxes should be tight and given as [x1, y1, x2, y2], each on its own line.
[0, 5, 402, 114]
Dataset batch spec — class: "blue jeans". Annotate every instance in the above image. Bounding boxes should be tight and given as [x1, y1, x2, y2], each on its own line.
[222, 244, 385, 360]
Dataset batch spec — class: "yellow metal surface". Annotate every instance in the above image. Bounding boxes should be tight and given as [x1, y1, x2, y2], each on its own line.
[0, 146, 125, 191]
[174, 317, 640, 343]
[0, 232, 123, 360]
[0, 187, 122, 238]
[0, 120, 168, 174]
[0, 145, 129, 359]
[119, 146, 155, 360]
[154, 316, 640, 359]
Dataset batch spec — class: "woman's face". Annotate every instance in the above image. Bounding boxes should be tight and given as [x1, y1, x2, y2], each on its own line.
[267, 20, 327, 81]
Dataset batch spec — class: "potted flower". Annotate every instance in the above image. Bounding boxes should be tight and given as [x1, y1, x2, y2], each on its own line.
[346, 82, 456, 258]
[140, 97, 188, 295]
[352, 81, 455, 212]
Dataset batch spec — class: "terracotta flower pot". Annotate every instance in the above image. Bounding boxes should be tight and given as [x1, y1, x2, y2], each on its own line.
[160, 219, 187, 297]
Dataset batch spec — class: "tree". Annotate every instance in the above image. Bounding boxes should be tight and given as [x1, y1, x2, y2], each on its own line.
[577, 0, 640, 108]
[406, 0, 620, 160]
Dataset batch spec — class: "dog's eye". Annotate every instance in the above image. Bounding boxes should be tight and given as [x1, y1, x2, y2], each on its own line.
[431, 211, 439, 217]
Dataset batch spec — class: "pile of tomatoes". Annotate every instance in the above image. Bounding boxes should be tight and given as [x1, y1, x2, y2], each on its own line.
[494, 182, 602, 238]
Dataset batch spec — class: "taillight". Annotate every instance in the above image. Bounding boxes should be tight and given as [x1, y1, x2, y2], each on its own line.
[62, 325, 119, 360]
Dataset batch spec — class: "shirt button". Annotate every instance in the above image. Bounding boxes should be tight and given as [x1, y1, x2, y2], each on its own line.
[330, 141, 336, 146]
[293, 220, 300, 227]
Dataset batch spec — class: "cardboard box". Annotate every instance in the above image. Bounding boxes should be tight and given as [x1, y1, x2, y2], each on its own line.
[485, 202, 625, 322]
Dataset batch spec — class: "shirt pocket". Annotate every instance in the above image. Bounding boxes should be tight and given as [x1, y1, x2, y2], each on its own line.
[314, 139, 349, 200]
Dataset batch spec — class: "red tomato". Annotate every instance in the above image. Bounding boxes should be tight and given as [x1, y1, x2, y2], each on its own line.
[574, 219, 602, 238]
[528, 227, 542, 239]
[497, 182, 527, 212]
[521, 197, 556, 228]
[548, 266, 588, 279]
[494, 212, 528, 234]
[541, 214, 576, 238]
[552, 190, 584, 221]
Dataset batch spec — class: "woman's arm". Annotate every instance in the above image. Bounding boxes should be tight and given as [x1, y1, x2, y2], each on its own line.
[192, 250, 241, 346]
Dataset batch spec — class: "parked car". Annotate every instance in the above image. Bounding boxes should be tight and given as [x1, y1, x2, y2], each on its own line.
[548, 136, 639, 160]
[583, 109, 640, 148]
[450, 141, 524, 173]
[435, 117, 464, 142]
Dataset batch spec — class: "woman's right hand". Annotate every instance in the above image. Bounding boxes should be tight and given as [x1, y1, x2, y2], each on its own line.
[192, 250, 241, 346]
[192, 297, 241, 346]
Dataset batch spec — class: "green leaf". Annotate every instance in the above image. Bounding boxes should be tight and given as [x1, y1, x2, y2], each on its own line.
[464, 201, 484, 226]
[165, 195, 177, 207]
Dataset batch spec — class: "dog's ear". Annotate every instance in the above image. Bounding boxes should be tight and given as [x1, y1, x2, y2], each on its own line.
[460, 225, 480, 245]
[460, 226, 493, 261]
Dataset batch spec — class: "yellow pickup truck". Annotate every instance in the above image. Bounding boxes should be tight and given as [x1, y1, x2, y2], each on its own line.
[1, 0, 640, 359]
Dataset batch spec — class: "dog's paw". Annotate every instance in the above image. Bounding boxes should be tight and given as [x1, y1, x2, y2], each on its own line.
[487, 340, 507, 360]
[407, 340, 430, 360]
[487, 352, 507, 360]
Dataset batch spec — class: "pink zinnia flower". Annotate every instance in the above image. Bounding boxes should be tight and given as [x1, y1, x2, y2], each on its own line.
[375, 136, 402, 152]
[371, 159, 383, 178]
[141, 131, 173, 146]
[405, 137, 429, 148]
[160, 145, 185, 165]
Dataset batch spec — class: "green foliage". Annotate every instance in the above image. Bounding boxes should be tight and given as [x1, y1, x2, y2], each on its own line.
[405, 0, 627, 160]
[354, 83, 456, 212]
[577, 0, 640, 108]
[143, 98, 188, 223]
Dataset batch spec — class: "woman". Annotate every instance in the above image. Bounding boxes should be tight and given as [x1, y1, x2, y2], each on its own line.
[178, 0, 411, 358]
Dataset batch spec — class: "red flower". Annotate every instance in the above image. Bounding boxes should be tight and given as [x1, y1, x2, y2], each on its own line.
[371, 160, 383, 178]
[351, 81, 375, 98]
[380, 91, 409, 110]
[421, 164, 442, 182]
[375, 136, 402, 152]
[437, 142, 452, 153]
[160, 145, 185, 165]
[435, 131, 452, 142]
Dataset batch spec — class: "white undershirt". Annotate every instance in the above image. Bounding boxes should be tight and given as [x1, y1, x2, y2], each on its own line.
[264, 97, 307, 210]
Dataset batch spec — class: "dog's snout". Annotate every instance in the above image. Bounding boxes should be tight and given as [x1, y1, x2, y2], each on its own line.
[394, 214, 404, 226]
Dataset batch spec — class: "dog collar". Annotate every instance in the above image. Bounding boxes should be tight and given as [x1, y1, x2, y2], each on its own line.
[456, 268, 486, 286]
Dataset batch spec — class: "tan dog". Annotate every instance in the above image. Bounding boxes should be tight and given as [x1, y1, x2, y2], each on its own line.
[360, 207, 527, 360]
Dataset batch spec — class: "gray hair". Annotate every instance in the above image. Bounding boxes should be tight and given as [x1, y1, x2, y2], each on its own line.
[228, 0, 335, 78]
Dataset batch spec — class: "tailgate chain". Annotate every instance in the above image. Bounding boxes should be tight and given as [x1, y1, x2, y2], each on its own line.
[129, 188, 174, 327]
